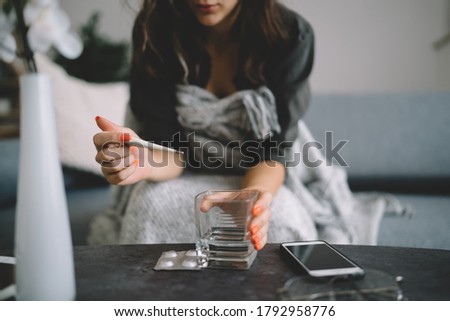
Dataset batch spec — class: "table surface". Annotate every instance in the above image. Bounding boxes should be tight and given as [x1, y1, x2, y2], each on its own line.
[71, 244, 450, 301]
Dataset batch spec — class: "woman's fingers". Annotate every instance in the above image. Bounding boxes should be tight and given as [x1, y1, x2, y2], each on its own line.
[249, 215, 269, 250]
[103, 158, 139, 185]
[101, 154, 136, 174]
[95, 116, 122, 132]
[93, 116, 137, 151]
[252, 190, 272, 216]
[248, 190, 273, 251]
[200, 191, 244, 212]
[254, 234, 268, 251]
[93, 116, 144, 185]
[248, 207, 271, 250]
[93, 132, 132, 152]
[96, 145, 134, 164]
[100, 146, 139, 173]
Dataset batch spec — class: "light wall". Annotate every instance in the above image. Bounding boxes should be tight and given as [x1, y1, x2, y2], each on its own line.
[59, 0, 138, 42]
[60, 0, 450, 94]
[281, 0, 450, 93]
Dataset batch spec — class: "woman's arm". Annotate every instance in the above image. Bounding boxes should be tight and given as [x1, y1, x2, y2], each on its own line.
[139, 148, 185, 182]
[240, 160, 285, 251]
[241, 160, 285, 195]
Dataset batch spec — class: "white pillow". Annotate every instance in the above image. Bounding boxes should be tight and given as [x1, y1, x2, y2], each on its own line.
[35, 53, 128, 175]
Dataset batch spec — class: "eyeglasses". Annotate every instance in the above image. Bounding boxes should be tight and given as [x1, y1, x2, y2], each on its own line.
[277, 269, 406, 301]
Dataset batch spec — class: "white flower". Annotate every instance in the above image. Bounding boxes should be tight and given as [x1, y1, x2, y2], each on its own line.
[24, 0, 83, 59]
[0, 9, 16, 63]
[0, 0, 83, 64]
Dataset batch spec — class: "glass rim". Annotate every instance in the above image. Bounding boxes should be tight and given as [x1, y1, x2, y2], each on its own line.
[195, 190, 260, 202]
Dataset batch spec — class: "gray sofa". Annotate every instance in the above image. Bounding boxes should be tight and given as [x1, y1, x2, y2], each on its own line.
[304, 92, 450, 250]
[1, 92, 449, 250]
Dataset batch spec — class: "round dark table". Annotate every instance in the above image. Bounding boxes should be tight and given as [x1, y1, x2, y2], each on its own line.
[69, 243, 450, 301]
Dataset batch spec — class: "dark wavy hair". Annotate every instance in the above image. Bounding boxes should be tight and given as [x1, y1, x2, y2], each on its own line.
[132, 0, 288, 87]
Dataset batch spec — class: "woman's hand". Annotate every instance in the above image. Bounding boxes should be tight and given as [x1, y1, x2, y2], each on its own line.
[241, 161, 285, 251]
[200, 189, 273, 251]
[93, 116, 150, 185]
[246, 189, 273, 251]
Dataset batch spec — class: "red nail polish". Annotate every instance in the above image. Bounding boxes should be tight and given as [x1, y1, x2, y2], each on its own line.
[95, 116, 101, 121]
[253, 206, 262, 216]
[250, 225, 258, 235]
[120, 133, 131, 142]
[130, 146, 137, 153]
[252, 235, 260, 245]
[255, 243, 262, 251]
[134, 159, 138, 167]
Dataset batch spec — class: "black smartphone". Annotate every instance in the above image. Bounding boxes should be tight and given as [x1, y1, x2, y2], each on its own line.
[281, 240, 365, 278]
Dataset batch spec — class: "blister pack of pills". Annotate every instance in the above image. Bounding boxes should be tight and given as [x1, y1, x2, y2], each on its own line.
[153, 250, 201, 271]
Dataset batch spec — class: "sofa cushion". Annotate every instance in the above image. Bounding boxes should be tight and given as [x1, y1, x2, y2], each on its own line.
[378, 194, 450, 250]
[0, 138, 19, 206]
[304, 93, 450, 181]
[35, 54, 128, 176]
[0, 138, 108, 208]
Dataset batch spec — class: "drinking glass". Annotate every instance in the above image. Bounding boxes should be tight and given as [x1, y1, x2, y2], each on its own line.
[195, 190, 259, 269]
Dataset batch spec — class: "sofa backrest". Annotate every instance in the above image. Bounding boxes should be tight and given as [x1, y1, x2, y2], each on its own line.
[304, 92, 450, 181]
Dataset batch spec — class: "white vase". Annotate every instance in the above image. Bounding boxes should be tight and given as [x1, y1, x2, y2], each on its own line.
[15, 73, 76, 300]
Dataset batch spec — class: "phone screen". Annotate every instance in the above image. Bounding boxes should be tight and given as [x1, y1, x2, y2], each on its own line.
[286, 244, 356, 271]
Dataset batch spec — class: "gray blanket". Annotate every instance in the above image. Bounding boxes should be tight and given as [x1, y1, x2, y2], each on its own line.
[88, 85, 410, 245]
[175, 85, 410, 244]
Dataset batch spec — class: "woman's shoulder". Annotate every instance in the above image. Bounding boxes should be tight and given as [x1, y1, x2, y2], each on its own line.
[266, 4, 314, 84]
[277, 3, 314, 41]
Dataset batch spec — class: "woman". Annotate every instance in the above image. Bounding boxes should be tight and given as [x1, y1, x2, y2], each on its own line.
[92, 0, 315, 249]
